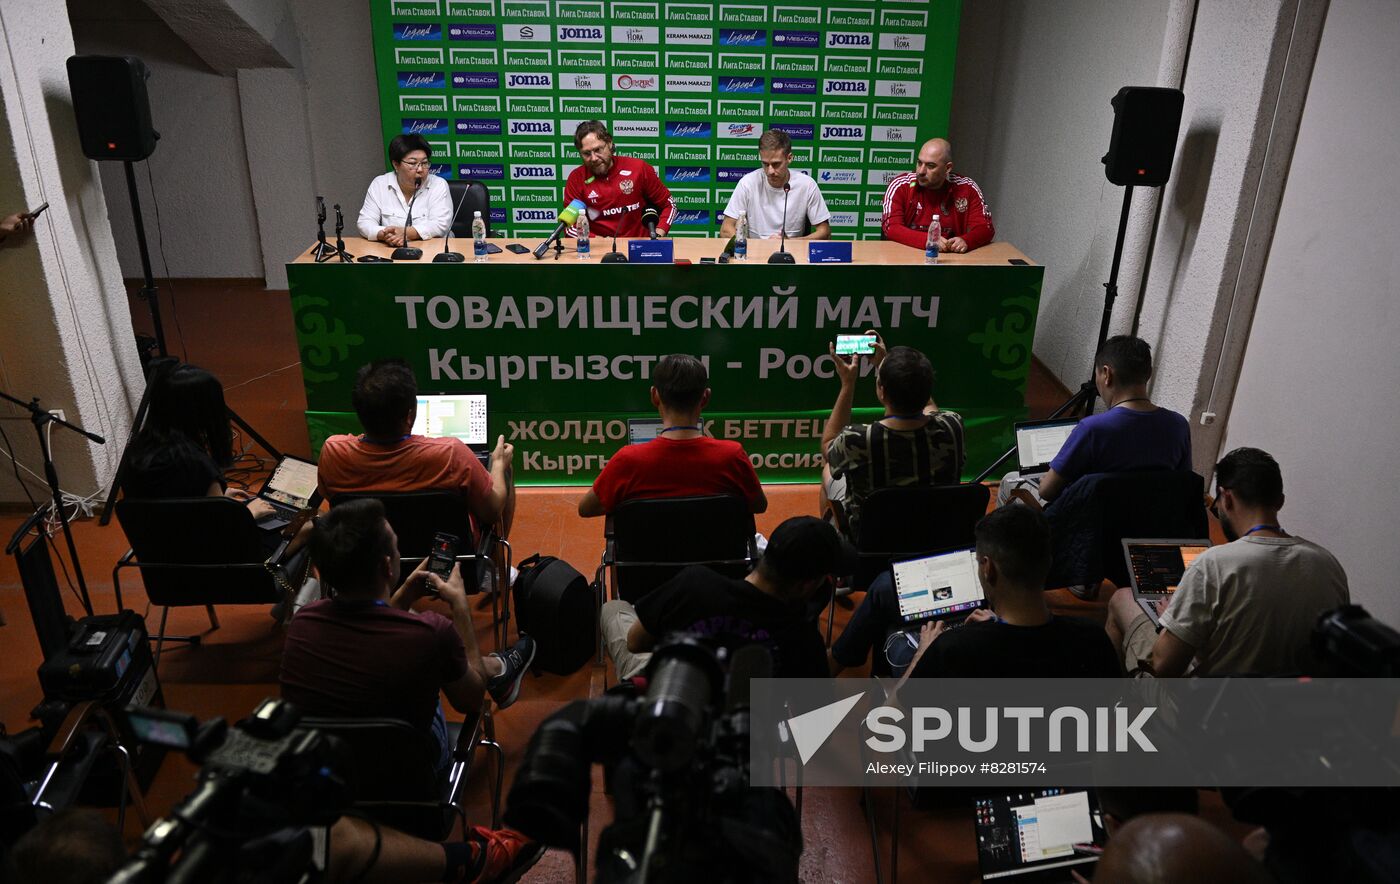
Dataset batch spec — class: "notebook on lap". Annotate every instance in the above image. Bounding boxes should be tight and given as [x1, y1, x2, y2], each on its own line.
[255, 455, 322, 530]
[974, 788, 1106, 881]
[1121, 538, 1211, 626]
[890, 548, 986, 627]
[1013, 418, 1078, 476]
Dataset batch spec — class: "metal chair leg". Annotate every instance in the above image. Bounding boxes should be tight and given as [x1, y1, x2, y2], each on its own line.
[482, 737, 504, 829]
[156, 607, 169, 667]
[826, 580, 837, 647]
[205, 605, 219, 629]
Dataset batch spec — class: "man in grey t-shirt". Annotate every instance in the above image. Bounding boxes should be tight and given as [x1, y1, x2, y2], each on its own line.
[1107, 447, 1349, 676]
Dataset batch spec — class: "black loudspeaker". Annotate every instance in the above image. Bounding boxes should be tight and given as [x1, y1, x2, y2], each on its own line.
[66, 55, 158, 162]
[1101, 86, 1184, 187]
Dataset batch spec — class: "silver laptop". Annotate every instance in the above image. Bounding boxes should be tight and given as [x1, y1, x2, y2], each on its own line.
[974, 788, 1106, 881]
[256, 455, 322, 530]
[627, 418, 664, 444]
[1013, 418, 1078, 476]
[413, 393, 490, 458]
[1121, 538, 1211, 625]
[890, 548, 986, 626]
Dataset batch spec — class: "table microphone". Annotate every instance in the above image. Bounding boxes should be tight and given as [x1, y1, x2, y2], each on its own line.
[642, 206, 660, 240]
[433, 183, 473, 263]
[391, 177, 425, 260]
[533, 200, 585, 259]
[767, 183, 795, 264]
[601, 234, 628, 263]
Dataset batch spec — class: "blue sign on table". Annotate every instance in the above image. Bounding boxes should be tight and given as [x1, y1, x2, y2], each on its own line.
[628, 240, 674, 263]
[809, 241, 853, 263]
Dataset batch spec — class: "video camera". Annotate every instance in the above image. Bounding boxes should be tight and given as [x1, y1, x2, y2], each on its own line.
[108, 698, 350, 884]
[1312, 604, 1400, 677]
[504, 637, 802, 884]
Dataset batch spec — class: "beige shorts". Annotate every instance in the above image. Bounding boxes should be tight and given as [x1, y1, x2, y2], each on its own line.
[1122, 612, 1159, 675]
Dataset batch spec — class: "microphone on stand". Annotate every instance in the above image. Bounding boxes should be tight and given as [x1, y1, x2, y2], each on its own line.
[601, 233, 628, 263]
[642, 206, 660, 240]
[391, 173, 426, 260]
[333, 204, 353, 262]
[433, 184, 473, 263]
[767, 183, 795, 264]
[533, 199, 586, 259]
[312, 196, 334, 262]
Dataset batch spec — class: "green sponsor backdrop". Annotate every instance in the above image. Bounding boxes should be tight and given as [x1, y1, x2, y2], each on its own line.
[370, 0, 961, 238]
[289, 261, 1043, 484]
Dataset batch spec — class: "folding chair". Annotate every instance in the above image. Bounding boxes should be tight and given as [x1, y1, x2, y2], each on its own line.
[593, 495, 758, 664]
[114, 497, 288, 666]
[298, 707, 504, 840]
[829, 483, 990, 644]
[331, 491, 513, 649]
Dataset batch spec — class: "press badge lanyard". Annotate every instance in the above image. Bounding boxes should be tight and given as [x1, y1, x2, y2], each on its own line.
[361, 434, 410, 444]
[1244, 524, 1286, 537]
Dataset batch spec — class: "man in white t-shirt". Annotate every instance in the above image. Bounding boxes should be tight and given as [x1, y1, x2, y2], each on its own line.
[1107, 447, 1350, 677]
[719, 130, 831, 240]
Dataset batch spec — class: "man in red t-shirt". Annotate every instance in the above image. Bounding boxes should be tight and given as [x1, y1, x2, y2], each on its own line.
[318, 359, 515, 540]
[578, 354, 766, 517]
[882, 137, 995, 253]
[562, 120, 677, 239]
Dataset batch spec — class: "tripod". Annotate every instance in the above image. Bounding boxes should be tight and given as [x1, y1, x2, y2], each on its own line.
[974, 185, 1135, 483]
[0, 389, 105, 616]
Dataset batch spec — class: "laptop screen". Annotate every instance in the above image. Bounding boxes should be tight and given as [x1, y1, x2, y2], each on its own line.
[627, 418, 664, 444]
[262, 456, 319, 509]
[413, 394, 488, 446]
[974, 789, 1105, 880]
[1123, 539, 1211, 596]
[890, 548, 983, 624]
[1014, 419, 1078, 474]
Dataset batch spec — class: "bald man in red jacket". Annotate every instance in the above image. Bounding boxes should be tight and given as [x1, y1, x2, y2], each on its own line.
[882, 138, 995, 254]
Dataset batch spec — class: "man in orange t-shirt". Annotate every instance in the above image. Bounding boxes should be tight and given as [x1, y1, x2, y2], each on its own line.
[317, 359, 515, 539]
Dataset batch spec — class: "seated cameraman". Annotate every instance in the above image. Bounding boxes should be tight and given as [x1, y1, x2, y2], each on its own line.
[578, 353, 766, 517]
[894, 506, 1120, 678]
[279, 500, 535, 775]
[1107, 446, 1350, 677]
[600, 516, 854, 680]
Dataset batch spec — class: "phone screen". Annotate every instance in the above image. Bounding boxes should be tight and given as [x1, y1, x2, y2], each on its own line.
[835, 334, 877, 356]
[427, 532, 459, 581]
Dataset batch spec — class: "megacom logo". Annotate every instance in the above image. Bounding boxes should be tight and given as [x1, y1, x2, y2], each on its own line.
[785, 692, 1158, 766]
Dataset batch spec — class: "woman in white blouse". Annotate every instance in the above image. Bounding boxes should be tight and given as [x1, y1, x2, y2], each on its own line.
[357, 134, 453, 247]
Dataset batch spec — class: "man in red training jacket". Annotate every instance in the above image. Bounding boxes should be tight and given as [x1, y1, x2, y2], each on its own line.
[881, 138, 995, 253]
[563, 120, 677, 239]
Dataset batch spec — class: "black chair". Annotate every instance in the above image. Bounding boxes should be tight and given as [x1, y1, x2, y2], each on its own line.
[329, 491, 513, 649]
[1043, 471, 1208, 590]
[114, 497, 289, 666]
[448, 179, 491, 239]
[298, 709, 502, 841]
[594, 495, 758, 665]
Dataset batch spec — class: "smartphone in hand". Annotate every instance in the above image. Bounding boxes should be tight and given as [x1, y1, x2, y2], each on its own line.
[835, 332, 878, 356]
[426, 531, 460, 590]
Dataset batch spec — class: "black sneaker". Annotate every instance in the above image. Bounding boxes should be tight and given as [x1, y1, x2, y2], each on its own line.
[486, 635, 537, 709]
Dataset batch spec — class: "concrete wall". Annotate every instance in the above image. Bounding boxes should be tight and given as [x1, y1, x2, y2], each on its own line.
[948, 0, 1173, 384]
[69, 0, 265, 279]
[1220, 0, 1400, 623]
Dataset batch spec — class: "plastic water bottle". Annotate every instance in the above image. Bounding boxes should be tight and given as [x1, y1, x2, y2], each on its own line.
[925, 214, 941, 265]
[735, 210, 749, 261]
[471, 211, 487, 262]
[576, 213, 591, 260]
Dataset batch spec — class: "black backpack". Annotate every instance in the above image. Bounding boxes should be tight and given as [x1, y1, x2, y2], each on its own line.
[512, 554, 595, 675]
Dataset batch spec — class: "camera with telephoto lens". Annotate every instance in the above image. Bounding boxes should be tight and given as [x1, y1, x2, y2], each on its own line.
[107, 697, 350, 884]
[504, 636, 802, 883]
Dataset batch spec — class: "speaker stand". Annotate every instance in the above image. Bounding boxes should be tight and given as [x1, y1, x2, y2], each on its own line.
[974, 184, 1135, 483]
[124, 161, 168, 358]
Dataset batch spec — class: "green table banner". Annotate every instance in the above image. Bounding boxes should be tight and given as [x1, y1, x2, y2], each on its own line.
[289, 261, 1044, 484]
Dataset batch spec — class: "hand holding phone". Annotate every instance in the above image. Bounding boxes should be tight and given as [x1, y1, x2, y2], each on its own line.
[835, 332, 879, 356]
[426, 531, 460, 589]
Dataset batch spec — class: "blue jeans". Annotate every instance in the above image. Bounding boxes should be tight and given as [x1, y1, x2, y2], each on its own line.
[430, 702, 452, 777]
[832, 572, 908, 676]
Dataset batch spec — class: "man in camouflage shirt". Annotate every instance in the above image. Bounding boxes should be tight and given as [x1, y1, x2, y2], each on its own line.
[819, 335, 966, 539]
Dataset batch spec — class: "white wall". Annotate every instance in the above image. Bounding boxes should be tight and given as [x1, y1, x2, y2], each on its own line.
[1220, 0, 1400, 623]
[69, 0, 265, 279]
[948, 0, 1172, 384]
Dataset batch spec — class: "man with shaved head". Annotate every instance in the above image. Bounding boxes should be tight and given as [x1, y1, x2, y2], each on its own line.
[1089, 814, 1271, 884]
[881, 137, 995, 253]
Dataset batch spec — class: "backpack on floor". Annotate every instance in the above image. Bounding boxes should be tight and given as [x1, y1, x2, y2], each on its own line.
[512, 553, 595, 675]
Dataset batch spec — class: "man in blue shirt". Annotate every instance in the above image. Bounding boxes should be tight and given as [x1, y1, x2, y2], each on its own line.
[997, 335, 1191, 507]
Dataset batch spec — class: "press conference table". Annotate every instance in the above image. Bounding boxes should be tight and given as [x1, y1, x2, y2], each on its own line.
[287, 236, 1044, 484]
[292, 236, 1034, 266]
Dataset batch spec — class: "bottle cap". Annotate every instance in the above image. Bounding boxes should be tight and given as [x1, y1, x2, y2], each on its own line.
[473, 210, 482, 217]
